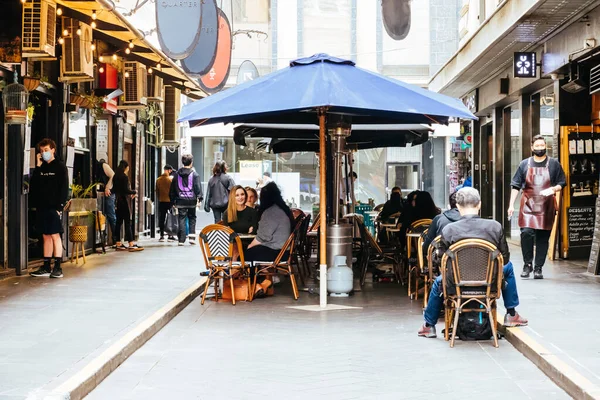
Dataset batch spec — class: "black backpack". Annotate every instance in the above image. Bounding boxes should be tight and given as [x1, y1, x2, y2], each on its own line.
[455, 310, 493, 341]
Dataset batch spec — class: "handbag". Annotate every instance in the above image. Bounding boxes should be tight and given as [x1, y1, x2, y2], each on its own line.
[165, 208, 179, 236]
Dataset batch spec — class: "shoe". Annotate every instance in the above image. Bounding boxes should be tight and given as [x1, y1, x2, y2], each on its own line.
[534, 267, 544, 279]
[504, 312, 528, 327]
[199, 270, 210, 277]
[116, 244, 128, 251]
[189, 237, 196, 245]
[128, 244, 144, 252]
[158, 236, 165, 242]
[520, 263, 532, 278]
[178, 242, 185, 247]
[418, 324, 437, 338]
[50, 266, 63, 279]
[168, 236, 177, 242]
[30, 266, 51, 277]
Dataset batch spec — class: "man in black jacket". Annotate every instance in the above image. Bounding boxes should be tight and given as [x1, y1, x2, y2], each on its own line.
[170, 154, 203, 246]
[29, 139, 69, 279]
[418, 187, 528, 338]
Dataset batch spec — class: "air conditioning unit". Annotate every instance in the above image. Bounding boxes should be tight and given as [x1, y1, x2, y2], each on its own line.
[146, 74, 164, 102]
[160, 86, 181, 146]
[22, 0, 57, 58]
[122, 61, 147, 106]
[60, 18, 94, 81]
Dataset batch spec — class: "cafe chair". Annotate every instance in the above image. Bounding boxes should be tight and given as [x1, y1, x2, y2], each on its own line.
[295, 214, 312, 281]
[252, 218, 304, 300]
[441, 239, 504, 348]
[424, 235, 442, 308]
[198, 224, 251, 305]
[414, 228, 428, 301]
[407, 219, 432, 299]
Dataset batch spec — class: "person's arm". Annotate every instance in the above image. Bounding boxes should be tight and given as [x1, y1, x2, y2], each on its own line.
[498, 231, 510, 265]
[126, 177, 136, 195]
[248, 208, 258, 234]
[59, 163, 70, 210]
[169, 176, 177, 203]
[508, 162, 525, 217]
[423, 216, 439, 252]
[155, 178, 161, 201]
[194, 173, 203, 202]
[103, 164, 114, 194]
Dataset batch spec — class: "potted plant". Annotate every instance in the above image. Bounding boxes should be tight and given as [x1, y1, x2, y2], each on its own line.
[67, 183, 98, 243]
[23, 75, 40, 92]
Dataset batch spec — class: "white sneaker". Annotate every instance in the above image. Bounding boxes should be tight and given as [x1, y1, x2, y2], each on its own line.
[158, 237, 165, 242]
[178, 242, 184, 246]
[189, 237, 196, 245]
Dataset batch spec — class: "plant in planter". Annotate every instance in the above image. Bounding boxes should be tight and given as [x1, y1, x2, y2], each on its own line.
[67, 183, 98, 243]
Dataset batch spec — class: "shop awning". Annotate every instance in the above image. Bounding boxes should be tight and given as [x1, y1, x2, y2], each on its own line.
[56, 0, 206, 99]
[428, 0, 599, 98]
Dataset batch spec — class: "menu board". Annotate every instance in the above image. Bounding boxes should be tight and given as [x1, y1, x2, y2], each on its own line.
[567, 206, 595, 247]
[587, 197, 600, 274]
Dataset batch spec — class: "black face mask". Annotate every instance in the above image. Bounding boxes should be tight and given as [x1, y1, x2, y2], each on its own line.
[533, 149, 547, 157]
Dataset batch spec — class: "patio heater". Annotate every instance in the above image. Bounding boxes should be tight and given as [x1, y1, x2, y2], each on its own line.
[326, 116, 353, 279]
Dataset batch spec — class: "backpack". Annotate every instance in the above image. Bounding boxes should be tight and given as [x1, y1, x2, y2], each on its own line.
[178, 174, 195, 200]
[455, 309, 493, 341]
[96, 161, 109, 186]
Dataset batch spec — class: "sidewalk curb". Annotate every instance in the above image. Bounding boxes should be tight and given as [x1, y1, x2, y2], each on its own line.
[499, 322, 600, 400]
[44, 277, 208, 400]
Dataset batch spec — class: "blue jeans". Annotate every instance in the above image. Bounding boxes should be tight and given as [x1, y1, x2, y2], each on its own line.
[104, 194, 117, 236]
[423, 261, 520, 326]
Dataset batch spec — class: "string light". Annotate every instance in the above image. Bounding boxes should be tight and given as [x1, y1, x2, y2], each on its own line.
[91, 21, 97, 29]
[90, 43, 96, 51]
[58, 37, 64, 45]
[56, 7, 63, 15]
[125, 48, 131, 55]
[76, 28, 82, 36]
[128, 41, 134, 49]
[124, 71, 130, 78]
[112, 54, 117, 61]
[99, 66, 104, 73]
[21, 0, 26, 4]
[63, 29, 69, 37]
[156, 62, 161, 70]
[147, 67, 153, 74]
[99, 55, 104, 62]
[92, 10, 97, 20]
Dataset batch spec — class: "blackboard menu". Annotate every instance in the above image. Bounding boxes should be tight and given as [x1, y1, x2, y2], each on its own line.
[567, 206, 595, 247]
[587, 197, 600, 274]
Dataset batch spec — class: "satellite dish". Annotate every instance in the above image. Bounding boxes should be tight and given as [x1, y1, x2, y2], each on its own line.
[382, 0, 412, 41]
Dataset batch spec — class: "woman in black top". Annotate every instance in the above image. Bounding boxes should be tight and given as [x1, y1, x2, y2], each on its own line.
[223, 185, 258, 234]
[112, 160, 143, 251]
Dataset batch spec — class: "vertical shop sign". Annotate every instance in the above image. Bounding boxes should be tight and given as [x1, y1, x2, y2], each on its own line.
[134, 126, 142, 234]
[96, 119, 109, 161]
[156, 0, 203, 59]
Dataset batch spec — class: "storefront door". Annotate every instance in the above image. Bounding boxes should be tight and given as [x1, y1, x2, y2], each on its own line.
[479, 124, 494, 219]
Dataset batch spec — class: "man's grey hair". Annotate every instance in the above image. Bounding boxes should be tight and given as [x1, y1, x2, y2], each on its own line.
[456, 187, 481, 208]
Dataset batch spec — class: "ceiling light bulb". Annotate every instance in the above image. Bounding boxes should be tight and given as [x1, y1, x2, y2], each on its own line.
[125, 48, 130, 54]
[112, 54, 117, 61]
[147, 67, 153, 74]
[99, 67, 104, 73]
[90, 43, 96, 51]
[156, 63, 161, 70]
[129, 41, 134, 49]
[56, 7, 62, 15]
[76, 28, 82, 36]
[99, 55, 104, 62]
[58, 37, 64, 44]
[63, 29, 69, 36]
[124, 71, 130, 78]
[92, 10, 97, 20]
[91, 21, 97, 29]
[21, 0, 26, 4]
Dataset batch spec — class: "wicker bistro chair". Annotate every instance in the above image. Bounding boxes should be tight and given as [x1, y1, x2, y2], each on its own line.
[424, 235, 442, 308]
[441, 239, 504, 348]
[198, 225, 252, 305]
[407, 219, 432, 299]
[252, 218, 304, 300]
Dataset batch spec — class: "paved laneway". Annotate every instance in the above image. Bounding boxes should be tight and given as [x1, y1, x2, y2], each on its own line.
[87, 278, 569, 399]
[0, 240, 204, 400]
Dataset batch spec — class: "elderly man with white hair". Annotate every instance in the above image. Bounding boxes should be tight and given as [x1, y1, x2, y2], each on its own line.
[418, 187, 528, 339]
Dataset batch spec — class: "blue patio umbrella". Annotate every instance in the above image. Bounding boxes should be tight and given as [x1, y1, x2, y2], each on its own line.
[178, 54, 476, 307]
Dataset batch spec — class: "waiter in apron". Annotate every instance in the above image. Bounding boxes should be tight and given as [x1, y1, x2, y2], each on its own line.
[508, 135, 566, 279]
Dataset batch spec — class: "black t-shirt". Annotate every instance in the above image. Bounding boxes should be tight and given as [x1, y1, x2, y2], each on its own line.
[510, 157, 566, 190]
[223, 206, 258, 234]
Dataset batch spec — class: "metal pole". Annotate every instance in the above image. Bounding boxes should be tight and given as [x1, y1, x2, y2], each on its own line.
[318, 109, 327, 308]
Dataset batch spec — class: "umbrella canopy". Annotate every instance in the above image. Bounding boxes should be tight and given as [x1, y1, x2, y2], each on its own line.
[178, 54, 476, 126]
[234, 123, 433, 153]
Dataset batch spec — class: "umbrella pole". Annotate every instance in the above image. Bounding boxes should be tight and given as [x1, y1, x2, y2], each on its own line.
[319, 109, 327, 308]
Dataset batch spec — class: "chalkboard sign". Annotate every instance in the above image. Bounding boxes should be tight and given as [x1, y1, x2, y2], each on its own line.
[567, 206, 595, 247]
[587, 197, 600, 274]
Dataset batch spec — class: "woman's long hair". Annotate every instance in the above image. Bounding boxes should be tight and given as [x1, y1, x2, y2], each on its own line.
[414, 190, 441, 219]
[115, 160, 129, 176]
[226, 185, 247, 223]
[212, 161, 227, 176]
[258, 182, 294, 227]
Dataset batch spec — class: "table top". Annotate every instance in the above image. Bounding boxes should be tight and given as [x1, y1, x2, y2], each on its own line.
[406, 233, 422, 238]
[237, 234, 256, 240]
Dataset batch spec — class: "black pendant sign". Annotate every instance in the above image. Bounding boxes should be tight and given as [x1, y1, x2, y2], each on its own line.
[382, 0, 412, 41]
[182, 0, 219, 76]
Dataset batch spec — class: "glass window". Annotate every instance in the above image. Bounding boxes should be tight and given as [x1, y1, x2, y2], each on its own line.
[232, 0, 270, 23]
[509, 103, 521, 238]
[68, 109, 88, 149]
[539, 86, 555, 157]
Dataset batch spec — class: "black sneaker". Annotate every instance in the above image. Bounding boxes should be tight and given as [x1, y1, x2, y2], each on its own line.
[534, 267, 544, 279]
[116, 244, 128, 251]
[158, 236, 165, 242]
[128, 244, 144, 252]
[167, 236, 177, 242]
[50, 266, 63, 279]
[520, 263, 532, 278]
[30, 266, 51, 277]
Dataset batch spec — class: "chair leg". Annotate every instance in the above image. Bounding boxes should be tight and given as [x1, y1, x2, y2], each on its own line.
[290, 273, 299, 300]
[247, 274, 253, 301]
[450, 303, 461, 348]
[408, 267, 412, 298]
[229, 277, 236, 305]
[490, 300, 499, 348]
[201, 274, 212, 305]
[423, 278, 429, 309]
[415, 273, 419, 300]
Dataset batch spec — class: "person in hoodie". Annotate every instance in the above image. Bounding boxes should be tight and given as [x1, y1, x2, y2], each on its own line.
[169, 154, 203, 246]
[206, 160, 235, 223]
[29, 139, 69, 279]
[422, 191, 460, 254]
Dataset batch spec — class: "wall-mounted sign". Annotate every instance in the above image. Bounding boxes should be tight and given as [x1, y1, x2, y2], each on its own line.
[181, 0, 219, 76]
[156, 0, 203, 59]
[462, 89, 478, 113]
[514, 52, 537, 78]
[198, 9, 232, 94]
[237, 60, 259, 84]
[382, 0, 412, 40]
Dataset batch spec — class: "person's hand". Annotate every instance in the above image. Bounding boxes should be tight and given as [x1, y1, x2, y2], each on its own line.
[507, 205, 514, 218]
[36, 153, 42, 167]
[131, 194, 137, 199]
[248, 226, 254, 234]
[104, 188, 111, 196]
[540, 188, 555, 197]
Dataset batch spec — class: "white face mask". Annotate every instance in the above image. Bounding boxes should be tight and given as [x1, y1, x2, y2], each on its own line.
[42, 151, 52, 162]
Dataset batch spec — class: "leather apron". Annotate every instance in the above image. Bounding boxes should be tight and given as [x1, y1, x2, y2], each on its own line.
[518, 158, 556, 231]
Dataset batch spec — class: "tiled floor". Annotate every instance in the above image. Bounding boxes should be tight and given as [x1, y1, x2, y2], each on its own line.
[87, 279, 569, 400]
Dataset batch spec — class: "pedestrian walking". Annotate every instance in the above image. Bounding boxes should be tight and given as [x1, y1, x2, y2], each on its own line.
[112, 160, 144, 252]
[508, 135, 566, 279]
[170, 154, 203, 245]
[205, 160, 234, 223]
[96, 159, 116, 243]
[155, 164, 175, 242]
[29, 138, 69, 278]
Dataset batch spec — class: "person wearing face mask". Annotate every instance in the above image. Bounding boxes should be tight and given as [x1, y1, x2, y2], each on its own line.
[508, 135, 566, 279]
[29, 139, 69, 279]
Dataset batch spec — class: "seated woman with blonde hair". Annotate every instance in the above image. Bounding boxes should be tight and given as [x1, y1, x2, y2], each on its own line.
[223, 185, 258, 234]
